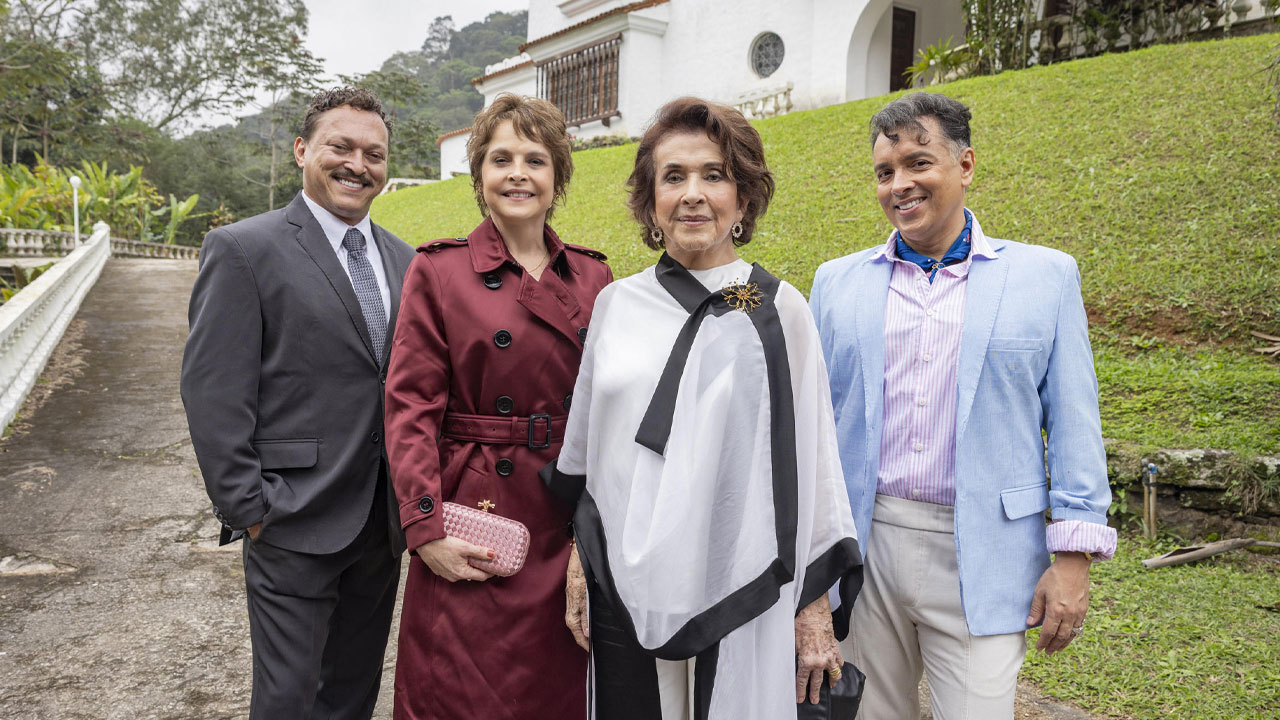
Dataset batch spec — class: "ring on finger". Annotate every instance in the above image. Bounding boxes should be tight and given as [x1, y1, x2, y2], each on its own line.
[1070, 624, 1084, 637]
[828, 665, 842, 679]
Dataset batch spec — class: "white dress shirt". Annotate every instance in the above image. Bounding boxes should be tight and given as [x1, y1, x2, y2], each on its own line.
[301, 191, 390, 322]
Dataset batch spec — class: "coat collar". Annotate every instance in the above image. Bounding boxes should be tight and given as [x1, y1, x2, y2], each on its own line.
[466, 215, 576, 275]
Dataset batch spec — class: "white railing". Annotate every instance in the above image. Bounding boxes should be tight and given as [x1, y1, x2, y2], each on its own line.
[109, 238, 199, 259]
[0, 228, 74, 257]
[0, 228, 198, 259]
[0, 222, 112, 429]
[734, 83, 794, 121]
[380, 178, 436, 195]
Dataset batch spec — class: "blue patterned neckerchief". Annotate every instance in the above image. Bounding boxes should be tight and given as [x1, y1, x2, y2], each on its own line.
[894, 209, 974, 283]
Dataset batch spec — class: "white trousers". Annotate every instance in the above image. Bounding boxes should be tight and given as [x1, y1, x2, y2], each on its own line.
[655, 659, 696, 720]
[842, 494, 1027, 720]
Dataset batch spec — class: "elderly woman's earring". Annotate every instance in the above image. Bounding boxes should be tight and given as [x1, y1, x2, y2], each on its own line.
[731, 221, 744, 239]
[651, 227, 664, 244]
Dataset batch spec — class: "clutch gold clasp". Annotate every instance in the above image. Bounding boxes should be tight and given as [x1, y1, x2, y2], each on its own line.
[477, 499, 496, 513]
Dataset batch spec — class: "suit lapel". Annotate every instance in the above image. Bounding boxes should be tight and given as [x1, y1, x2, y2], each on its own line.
[286, 196, 378, 365]
[372, 223, 406, 367]
[857, 256, 892, 456]
[955, 251, 1009, 442]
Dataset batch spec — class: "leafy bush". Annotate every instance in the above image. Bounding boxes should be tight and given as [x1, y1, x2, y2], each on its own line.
[0, 261, 54, 305]
[0, 159, 201, 243]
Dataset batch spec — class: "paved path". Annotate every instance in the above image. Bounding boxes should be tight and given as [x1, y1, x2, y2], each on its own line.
[0, 259, 1098, 719]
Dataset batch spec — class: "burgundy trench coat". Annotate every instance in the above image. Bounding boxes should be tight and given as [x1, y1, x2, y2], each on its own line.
[384, 216, 611, 720]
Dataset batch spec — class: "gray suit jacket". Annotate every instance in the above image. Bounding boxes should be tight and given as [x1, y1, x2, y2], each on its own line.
[181, 192, 417, 555]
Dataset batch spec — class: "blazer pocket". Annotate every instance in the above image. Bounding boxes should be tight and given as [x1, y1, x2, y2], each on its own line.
[1000, 481, 1049, 520]
[253, 438, 319, 470]
[988, 337, 1042, 352]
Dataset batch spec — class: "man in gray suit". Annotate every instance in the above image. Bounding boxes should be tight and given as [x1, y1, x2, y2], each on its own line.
[181, 87, 417, 719]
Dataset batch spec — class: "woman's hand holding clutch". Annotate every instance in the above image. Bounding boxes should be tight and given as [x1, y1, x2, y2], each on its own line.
[415, 536, 497, 583]
[795, 594, 843, 704]
[564, 543, 590, 651]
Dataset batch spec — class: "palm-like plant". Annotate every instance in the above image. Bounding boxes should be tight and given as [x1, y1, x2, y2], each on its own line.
[904, 38, 973, 88]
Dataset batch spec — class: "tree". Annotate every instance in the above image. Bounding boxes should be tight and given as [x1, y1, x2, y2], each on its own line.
[340, 68, 436, 179]
[79, 0, 322, 132]
[0, 0, 92, 73]
[0, 0, 99, 162]
[421, 15, 454, 64]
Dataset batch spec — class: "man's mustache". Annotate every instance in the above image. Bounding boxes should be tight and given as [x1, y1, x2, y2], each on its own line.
[333, 171, 371, 186]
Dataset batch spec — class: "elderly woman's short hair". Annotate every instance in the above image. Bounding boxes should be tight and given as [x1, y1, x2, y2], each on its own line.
[466, 93, 574, 218]
[869, 92, 972, 156]
[627, 97, 775, 249]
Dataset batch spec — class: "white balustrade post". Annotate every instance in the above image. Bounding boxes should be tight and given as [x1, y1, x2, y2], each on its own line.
[70, 175, 82, 245]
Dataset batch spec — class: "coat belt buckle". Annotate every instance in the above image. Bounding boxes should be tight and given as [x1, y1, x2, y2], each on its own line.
[527, 413, 552, 450]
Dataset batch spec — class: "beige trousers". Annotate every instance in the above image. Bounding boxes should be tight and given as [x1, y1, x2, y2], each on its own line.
[842, 495, 1027, 720]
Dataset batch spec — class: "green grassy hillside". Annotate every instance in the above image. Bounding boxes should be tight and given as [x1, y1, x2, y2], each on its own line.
[374, 33, 1280, 457]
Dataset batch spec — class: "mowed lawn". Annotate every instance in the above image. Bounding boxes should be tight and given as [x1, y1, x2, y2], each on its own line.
[375, 33, 1280, 459]
[373, 33, 1280, 719]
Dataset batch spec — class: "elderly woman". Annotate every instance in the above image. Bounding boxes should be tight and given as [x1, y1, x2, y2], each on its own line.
[544, 97, 862, 719]
[384, 94, 612, 720]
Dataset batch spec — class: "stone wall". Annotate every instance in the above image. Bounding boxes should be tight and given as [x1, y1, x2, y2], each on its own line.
[1106, 445, 1280, 541]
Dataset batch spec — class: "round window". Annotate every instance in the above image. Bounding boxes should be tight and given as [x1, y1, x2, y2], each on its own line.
[750, 32, 785, 78]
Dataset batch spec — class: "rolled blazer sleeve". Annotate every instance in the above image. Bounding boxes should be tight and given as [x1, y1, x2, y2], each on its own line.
[180, 228, 267, 531]
[384, 252, 450, 551]
[1039, 256, 1117, 558]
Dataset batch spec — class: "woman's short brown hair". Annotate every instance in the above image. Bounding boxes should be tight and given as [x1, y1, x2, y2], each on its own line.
[626, 97, 775, 249]
[466, 93, 574, 218]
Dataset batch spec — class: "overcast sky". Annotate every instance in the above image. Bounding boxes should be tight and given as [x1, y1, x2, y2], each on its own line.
[303, 0, 528, 80]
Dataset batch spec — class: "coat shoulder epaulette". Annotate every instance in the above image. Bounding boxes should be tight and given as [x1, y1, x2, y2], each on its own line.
[419, 236, 469, 253]
[563, 243, 607, 262]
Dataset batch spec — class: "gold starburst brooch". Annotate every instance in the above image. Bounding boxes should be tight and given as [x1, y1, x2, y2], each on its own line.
[721, 282, 763, 313]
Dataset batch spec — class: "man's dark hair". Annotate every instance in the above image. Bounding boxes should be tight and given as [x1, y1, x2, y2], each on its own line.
[869, 92, 971, 155]
[301, 86, 393, 142]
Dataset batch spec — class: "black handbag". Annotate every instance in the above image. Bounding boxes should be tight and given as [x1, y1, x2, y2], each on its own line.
[795, 661, 866, 719]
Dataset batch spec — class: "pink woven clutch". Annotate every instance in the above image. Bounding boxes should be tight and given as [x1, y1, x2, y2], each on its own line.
[442, 502, 530, 577]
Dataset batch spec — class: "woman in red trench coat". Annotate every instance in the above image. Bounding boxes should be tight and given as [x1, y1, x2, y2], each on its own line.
[384, 95, 611, 719]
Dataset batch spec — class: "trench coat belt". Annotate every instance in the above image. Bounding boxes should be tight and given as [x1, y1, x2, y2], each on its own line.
[441, 412, 568, 450]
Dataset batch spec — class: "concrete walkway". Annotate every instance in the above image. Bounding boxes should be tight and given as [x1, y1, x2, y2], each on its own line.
[0, 259, 1099, 719]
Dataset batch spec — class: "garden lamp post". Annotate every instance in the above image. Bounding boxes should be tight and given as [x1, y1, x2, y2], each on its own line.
[69, 175, 82, 244]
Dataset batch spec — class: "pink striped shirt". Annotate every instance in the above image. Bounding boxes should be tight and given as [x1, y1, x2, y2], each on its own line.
[875, 225, 1116, 558]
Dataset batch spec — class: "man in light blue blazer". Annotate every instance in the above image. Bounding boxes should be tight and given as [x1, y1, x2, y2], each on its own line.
[811, 93, 1116, 719]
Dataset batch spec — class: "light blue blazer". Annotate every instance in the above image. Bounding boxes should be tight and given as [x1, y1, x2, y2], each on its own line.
[810, 217, 1111, 636]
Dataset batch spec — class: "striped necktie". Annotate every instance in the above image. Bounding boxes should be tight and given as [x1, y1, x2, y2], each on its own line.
[341, 227, 387, 364]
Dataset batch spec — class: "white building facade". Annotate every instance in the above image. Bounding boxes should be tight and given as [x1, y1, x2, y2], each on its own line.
[438, 0, 965, 176]
[437, 0, 1279, 177]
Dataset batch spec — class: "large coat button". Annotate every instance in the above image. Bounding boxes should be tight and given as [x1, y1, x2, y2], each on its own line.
[496, 458, 514, 476]
[484, 273, 502, 289]
[418, 496, 435, 514]
[496, 395, 514, 415]
[577, 327, 588, 342]
[562, 394, 572, 411]
[494, 329, 512, 348]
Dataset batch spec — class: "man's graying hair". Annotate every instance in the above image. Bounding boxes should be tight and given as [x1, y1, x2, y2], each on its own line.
[869, 92, 971, 156]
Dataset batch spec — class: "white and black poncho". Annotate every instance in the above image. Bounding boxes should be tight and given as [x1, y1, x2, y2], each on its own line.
[544, 254, 862, 719]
